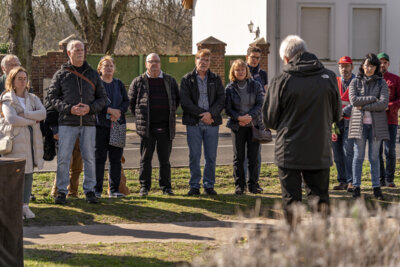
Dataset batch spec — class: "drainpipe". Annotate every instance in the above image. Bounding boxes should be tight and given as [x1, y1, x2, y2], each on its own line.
[139, 54, 144, 74]
[275, 0, 281, 75]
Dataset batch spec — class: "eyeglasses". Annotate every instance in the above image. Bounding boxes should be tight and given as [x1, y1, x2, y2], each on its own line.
[147, 60, 160, 64]
[249, 56, 260, 60]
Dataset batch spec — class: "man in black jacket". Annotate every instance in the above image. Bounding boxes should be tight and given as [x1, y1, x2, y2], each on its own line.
[47, 40, 108, 204]
[128, 53, 180, 197]
[180, 49, 225, 196]
[263, 35, 341, 223]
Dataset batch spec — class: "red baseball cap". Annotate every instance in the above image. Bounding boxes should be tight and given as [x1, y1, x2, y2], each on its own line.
[338, 56, 353, 64]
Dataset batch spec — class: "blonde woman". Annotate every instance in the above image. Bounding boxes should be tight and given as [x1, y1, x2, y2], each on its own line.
[0, 67, 46, 219]
[225, 59, 264, 194]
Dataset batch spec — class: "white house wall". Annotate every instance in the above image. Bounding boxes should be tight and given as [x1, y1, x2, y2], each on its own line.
[192, 0, 267, 55]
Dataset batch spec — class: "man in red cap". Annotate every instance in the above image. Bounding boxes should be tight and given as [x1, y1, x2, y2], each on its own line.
[332, 56, 355, 191]
[377, 52, 400, 187]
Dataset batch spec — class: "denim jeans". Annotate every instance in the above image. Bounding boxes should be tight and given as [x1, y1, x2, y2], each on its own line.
[95, 126, 124, 194]
[332, 123, 354, 184]
[186, 125, 219, 189]
[379, 124, 397, 183]
[352, 124, 382, 188]
[139, 127, 172, 191]
[57, 126, 96, 195]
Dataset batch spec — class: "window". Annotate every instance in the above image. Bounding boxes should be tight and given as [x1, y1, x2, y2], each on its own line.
[352, 8, 382, 59]
[300, 7, 331, 60]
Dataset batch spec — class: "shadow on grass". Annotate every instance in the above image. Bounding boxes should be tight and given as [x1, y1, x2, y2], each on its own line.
[24, 248, 180, 267]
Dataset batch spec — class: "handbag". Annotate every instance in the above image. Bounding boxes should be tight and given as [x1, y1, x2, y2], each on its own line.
[0, 118, 14, 154]
[251, 124, 273, 144]
[109, 121, 126, 148]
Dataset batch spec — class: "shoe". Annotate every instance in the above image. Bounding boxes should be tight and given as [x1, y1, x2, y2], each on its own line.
[187, 188, 200, 196]
[163, 188, 175, 196]
[139, 187, 148, 197]
[235, 188, 245, 195]
[23, 206, 35, 219]
[54, 192, 67, 204]
[387, 183, 396, 188]
[333, 183, 348, 190]
[256, 183, 264, 192]
[30, 194, 36, 202]
[373, 187, 384, 200]
[109, 192, 125, 198]
[85, 191, 99, 204]
[248, 186, 260, 194]
[347, 184, 354, 192]
[205, 188, 218, 196]
[352, 187, 361, 198]
[95, 192, 102, 198]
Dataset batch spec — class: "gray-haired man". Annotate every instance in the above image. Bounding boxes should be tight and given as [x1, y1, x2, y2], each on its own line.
[0, 55, 21, 93]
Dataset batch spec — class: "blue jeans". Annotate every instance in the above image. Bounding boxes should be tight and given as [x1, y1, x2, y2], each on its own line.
[352, 125, 381, 188]
[187, 125, 219, 189]
[379, 124, 397, 183]
[332, 124, 354, 184]
[57, 126, 96, 195]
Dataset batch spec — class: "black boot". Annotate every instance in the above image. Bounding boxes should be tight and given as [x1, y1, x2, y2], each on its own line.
[373, 187, 384, 200]
[352, 187, 361, 198]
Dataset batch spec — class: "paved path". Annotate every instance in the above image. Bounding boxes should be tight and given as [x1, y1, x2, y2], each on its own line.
[23, 219, 280, 245]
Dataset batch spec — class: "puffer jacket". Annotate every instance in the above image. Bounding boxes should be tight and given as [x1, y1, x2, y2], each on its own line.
[348, 75, 389, 140]
[180, 68, 225, 126]
[1, 90, 46, 173]
[47, 61, 108, 126]
[128, 72, 180, 140]
[263, 52, 341, 169]
[225, 79, 265, 132]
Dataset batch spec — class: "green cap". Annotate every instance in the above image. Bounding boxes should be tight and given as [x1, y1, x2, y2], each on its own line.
[377, 52, 390, 61]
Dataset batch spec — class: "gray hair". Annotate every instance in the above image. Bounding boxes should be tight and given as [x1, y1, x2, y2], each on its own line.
[146, 53, 160, 62]
[279, 35, 307, 61]
[1, 54, 20, 68]
[66, 40, 84, 52]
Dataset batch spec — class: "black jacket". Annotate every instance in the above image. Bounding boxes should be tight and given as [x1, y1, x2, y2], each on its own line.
[263, 52, 341, 169]
[225, 79, 264, 132]
[47, 61, 108, 126]
[128, 72, 180, 140]
[180, 69, 225, 126]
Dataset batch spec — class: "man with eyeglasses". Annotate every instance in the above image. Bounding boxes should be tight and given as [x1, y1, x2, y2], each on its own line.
[0, 54, 21, 93]
[180, 49, 225, 196]
[128, 53, 180, 197]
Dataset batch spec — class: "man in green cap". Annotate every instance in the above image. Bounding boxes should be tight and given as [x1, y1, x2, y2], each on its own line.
[377, 52, 400, 187]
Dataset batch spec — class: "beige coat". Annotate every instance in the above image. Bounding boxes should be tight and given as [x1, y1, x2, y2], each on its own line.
[0, 90, 46, 173]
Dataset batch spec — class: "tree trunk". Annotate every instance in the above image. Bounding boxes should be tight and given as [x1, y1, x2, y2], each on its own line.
[8, 0, 35, 75]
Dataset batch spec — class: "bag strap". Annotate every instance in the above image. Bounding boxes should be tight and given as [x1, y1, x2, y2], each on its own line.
[65, 68, 96, 92]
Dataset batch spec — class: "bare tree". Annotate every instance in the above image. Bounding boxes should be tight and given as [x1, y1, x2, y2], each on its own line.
[8, 0, 36, 74]
[60, 0, 130, 54]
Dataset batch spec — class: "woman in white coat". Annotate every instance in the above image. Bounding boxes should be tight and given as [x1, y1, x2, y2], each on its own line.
[0, 66, 46, 219]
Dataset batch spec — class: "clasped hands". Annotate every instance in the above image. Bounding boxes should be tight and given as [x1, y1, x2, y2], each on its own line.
[200, 112, 214, 125]
[71, 103, 90, 116]
[238, 114, 252, 126]
[107, 108, 121, 122]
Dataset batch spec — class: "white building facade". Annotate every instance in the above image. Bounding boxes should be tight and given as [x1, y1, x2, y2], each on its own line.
[190, 0, 400, 79]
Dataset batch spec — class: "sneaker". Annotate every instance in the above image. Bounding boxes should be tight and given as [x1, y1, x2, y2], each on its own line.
[30, 194, 36, 202]
[387, 183, 396, 188]
[205, 188, 218, 196]
[333, 183, 348, 190]
[187, 188, 200, 196]
[109, 192, 125, 198]
[23, 206, 35, 219]
[352, 187, 361, 198]
[139, 187, 148, 197]
[163, 188, 175, 196]
[85, 191, 99, 204]
[54, 192, 67, 204]
[235, 188, 245, 195]
[95, 192, 102, 198]
[347, 184, 354, 192]
[373, 187, 384, 200]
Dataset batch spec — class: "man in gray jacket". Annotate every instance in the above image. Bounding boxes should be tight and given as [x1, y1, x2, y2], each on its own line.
[263, 35, 341, 224]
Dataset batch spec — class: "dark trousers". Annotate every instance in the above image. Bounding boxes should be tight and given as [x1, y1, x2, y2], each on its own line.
[232, 127, 260, 191]
[278, 167, 330, 222]
[139, 128, 172, 191]
[95, 126, 124, 194]
[379, 124, 397, 184]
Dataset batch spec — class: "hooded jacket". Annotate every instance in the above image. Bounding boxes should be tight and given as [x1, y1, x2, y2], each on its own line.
[46, 61, 108, 127]
[263, 52, 341, 169]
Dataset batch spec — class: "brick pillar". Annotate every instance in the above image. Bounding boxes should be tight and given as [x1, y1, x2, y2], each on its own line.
[249, 37, 270, 72]
[196, 36, 226, 85]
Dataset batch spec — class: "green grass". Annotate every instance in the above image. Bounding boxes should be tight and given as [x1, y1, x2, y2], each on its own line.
[26, 163, 400, 227]
[24, 242, 215, 267]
